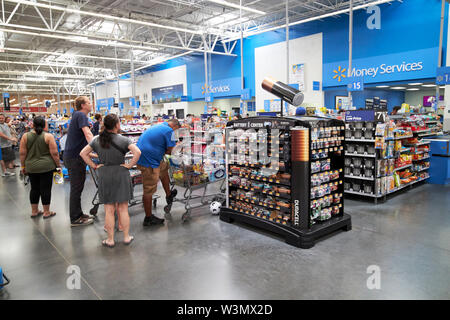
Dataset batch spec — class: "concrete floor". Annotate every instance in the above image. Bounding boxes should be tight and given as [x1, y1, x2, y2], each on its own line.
[0, 169, 449, 300]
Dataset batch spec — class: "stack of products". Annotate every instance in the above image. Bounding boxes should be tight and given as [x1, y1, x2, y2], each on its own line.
[221, 116, 351, 249]
[344, 112, 431, 202]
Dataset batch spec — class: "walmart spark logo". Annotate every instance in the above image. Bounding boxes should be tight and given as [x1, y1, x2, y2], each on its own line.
[201, 84, 209, 95]
[333, 66, 347, 82]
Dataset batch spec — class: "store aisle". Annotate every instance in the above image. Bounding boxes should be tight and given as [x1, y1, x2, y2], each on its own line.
[1, 171, 449, 300]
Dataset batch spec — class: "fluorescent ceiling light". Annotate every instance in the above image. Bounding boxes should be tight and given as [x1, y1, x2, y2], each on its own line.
[206, 0, 266, 15]
[408, 83, 423, 85]
[406, 88, 420, 91]
[376, 85, 389, 88]
[422, 84, 436, 87]
[391, 87, 406, 90]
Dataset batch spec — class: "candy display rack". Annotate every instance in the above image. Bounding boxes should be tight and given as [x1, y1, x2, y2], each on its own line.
[220, 116, 351, 249]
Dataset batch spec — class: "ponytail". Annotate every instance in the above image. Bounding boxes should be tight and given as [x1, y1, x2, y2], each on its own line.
[33, 116, 46, 135]
[99, 114, 119, 148]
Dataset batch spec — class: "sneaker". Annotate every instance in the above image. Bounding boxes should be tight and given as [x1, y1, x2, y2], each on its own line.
[82, 214, 95, 219]
[71, 217, 94, 227]
[143, 215, 164, 226]
[166, 189, 178, 205]
[2, 172, 15, 177]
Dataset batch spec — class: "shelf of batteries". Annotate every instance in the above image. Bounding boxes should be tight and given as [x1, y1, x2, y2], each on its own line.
[227, 129, 292, 227]
[344, 121, 378, 196]
[310, 125, 346, 223]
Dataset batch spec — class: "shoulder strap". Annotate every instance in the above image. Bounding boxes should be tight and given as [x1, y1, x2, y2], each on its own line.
[110, 139, 127, 155]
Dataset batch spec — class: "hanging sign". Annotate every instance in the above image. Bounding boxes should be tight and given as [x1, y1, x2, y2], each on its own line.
[436, 66, 450, 85]
[241, 88, 251, 101]
[347, 77, 364, 91]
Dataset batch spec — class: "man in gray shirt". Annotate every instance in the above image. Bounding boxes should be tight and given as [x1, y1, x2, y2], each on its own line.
[0, 114, 18, 175]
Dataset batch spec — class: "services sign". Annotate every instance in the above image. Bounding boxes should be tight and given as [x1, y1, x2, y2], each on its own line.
[192, 77, 241, 100]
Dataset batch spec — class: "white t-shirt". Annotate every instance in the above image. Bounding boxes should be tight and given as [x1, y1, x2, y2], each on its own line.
[0, 123, 12, 148]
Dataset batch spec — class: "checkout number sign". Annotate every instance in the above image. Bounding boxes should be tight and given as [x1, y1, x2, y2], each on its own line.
[436, 66, 450, 85]
[347, 77, 364, 91]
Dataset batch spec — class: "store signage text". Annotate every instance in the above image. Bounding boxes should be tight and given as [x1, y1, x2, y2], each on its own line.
[349, 61, 423, 78]
[192, 77, 241, 100]
[294, 199, 300, 226]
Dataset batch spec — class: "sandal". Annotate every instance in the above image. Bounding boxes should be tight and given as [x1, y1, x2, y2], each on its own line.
[102, 239, 115, 248]
[124, 236, 134, 246]
[43, 212, 56, 219]
[31, 211, 43, 218]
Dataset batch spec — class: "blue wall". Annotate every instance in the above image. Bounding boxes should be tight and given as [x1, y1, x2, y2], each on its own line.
[116, 0, 447, 103]
[324, 89, 405, 112]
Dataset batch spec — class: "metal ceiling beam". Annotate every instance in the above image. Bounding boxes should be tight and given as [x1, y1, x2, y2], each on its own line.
[0, 70, 97, 79]
[3, 0, 206, 35]
[0, 25, 237, 56]
[0, 47, 149, 64]
[223, 0, 396, 41]
[0, 59, 112, 71]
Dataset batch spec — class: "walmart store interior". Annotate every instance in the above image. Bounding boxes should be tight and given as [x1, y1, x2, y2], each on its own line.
[0, 0, 449, 300]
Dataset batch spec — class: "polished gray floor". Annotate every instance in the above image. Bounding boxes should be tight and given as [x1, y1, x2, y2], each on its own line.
[0, 169, 449, 300]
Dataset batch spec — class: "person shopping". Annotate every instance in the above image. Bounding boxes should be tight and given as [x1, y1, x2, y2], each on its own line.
[63, 96, 95, 227]
[19, 117, 61, 219]
[136, 119, 180, 226]
[0, 114, 18, 174]
[80, 114, 141, 247]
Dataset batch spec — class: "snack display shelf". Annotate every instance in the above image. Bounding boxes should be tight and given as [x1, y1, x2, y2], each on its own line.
[122, 131, 144, 135]
[344, 175, 375, 181]
[395, 135, 414, 140]
[413, 166, 430, 172]
[425, 120, 439, 124]
[229, 206, 290, 225]
[404, 141, 431, 147]
[393, 164, 412, 172]
[344, 190, 380, 198]
[386, 176, 430, 195]
[412, 156, 430, 161]
[229, 196, 291, 213]
[345, 152, 376, 158]
[413, 128, 431, 133]
[228, 183, 291, 200]
[236, 174, 291, 187]
[400, 148, 411, 153]
[418, 131, 443, 137]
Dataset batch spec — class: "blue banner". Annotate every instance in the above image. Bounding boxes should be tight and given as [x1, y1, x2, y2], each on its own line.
[192, 77, 241, 100]
[323, 47, 438, 88]
[2, 93, 9, 98]
[345, 110, 375, 122]
[129, 97, 136, 107]
[436, 66, 450, 85]
[313, 81, 321, 91]
[241, 88, 251, 100]
[152, 84, 183, 104]
[96, 98, 114, 109]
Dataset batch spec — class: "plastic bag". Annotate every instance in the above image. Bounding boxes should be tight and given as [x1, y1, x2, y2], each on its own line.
[53, 171, 64, 185]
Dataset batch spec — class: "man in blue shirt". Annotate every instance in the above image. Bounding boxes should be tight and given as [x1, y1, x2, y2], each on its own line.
[63, 96, 95, 227]
[137, 119, 181, 226]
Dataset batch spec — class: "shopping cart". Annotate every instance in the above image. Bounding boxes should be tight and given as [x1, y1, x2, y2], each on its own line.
[88, 155, 159, 216]
[163, 154, 226, 222]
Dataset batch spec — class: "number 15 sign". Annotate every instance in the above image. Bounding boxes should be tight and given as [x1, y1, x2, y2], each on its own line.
[436, 66, 450, 85]
[347, 77, 364, 91]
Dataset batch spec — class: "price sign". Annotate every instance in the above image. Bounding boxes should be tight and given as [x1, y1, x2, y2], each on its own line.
[436, 66, 450, 85]
[347, 77, 364, 91]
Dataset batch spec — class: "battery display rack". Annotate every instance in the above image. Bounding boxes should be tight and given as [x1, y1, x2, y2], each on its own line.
[220, 116, 352, 249]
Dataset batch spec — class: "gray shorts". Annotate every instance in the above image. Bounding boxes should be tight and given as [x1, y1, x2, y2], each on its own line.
[1, 146, 15, 162]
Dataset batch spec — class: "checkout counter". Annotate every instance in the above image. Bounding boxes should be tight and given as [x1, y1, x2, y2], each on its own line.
[427, 134, 450, 185]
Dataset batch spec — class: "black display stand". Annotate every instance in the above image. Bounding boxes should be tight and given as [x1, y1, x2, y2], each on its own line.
[221, 116, 352, 249]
